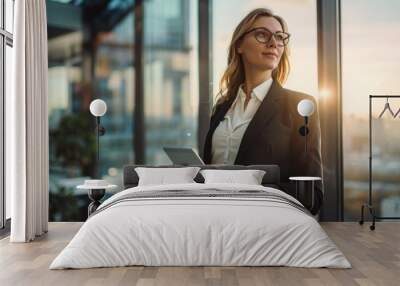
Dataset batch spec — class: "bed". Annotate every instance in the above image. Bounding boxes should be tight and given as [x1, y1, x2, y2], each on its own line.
[50, 164, 350, 269]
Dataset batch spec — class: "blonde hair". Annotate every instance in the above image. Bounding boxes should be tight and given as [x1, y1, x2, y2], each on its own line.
[215, 8, 291, 108]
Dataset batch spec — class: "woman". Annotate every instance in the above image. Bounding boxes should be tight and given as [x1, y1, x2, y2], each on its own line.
[202, 8, 323, 215]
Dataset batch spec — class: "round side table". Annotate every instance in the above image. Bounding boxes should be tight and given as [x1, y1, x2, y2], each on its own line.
[289, 176, 322, 210]
[77, 183, 117, 217]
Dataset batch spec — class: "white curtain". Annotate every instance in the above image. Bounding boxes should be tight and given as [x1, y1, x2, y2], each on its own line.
[7, 0, 49, 242]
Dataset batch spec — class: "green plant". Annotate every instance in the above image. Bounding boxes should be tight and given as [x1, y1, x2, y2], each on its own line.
[51, 112, 97, 177]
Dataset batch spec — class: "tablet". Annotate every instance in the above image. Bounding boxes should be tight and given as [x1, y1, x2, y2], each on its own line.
[163, 147, 205, 166]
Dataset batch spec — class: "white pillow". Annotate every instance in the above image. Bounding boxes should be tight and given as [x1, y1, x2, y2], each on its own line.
[200, 169, 266, 185]
[135, 167, 201, 186]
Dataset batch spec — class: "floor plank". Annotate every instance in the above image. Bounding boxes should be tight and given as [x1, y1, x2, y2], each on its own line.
[0, 222, 399, 286]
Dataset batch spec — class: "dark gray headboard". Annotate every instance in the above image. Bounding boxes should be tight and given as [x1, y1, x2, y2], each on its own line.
[123, 164, 281, 190]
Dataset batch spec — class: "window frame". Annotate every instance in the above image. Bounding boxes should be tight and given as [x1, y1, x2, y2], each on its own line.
[1, 0, 14, 231]
[317, 0, 343, 221]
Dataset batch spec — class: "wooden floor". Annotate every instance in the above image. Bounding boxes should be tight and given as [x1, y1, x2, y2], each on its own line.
[0, 222, 399, 286]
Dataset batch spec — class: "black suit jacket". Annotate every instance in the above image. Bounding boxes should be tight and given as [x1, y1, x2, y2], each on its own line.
[202, 80, 324, 214]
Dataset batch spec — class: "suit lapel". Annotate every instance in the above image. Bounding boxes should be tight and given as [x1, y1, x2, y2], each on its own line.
[235, 80, 285, 163]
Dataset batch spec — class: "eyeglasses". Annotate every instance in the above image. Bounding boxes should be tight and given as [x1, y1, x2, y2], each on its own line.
[242, 27, 290, 47]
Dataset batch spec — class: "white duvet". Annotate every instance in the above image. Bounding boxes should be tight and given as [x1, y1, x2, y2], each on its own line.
[50, 183, 351, 269]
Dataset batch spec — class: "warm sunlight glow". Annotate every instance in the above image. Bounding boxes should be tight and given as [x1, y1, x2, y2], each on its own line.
[319, 88, 331, 98]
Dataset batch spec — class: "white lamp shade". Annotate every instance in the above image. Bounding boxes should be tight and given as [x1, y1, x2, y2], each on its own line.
[90, 99, 107, 117]
[297, 99, 315, 117]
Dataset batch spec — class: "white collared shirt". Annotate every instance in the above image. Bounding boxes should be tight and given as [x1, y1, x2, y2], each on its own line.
[211, 78, 274, 164]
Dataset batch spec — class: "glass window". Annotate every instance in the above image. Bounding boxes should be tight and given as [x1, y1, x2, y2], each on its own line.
[47, 0, 199, 220]
[212, 0, 318, 100]
[48, 1, 135, 221]
[94, 13, 135, 182]
[5, 0, 14, 33]
[48, 31, 86, 221]
[342, 0, 400, 219]
[143, 0, 199, 164]
[5, 44, 12, 220]
[0, 38, 3, 228]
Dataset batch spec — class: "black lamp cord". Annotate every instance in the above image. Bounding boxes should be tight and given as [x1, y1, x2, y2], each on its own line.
[304, 116, 308, 154]
[96, 116, 100, 178]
